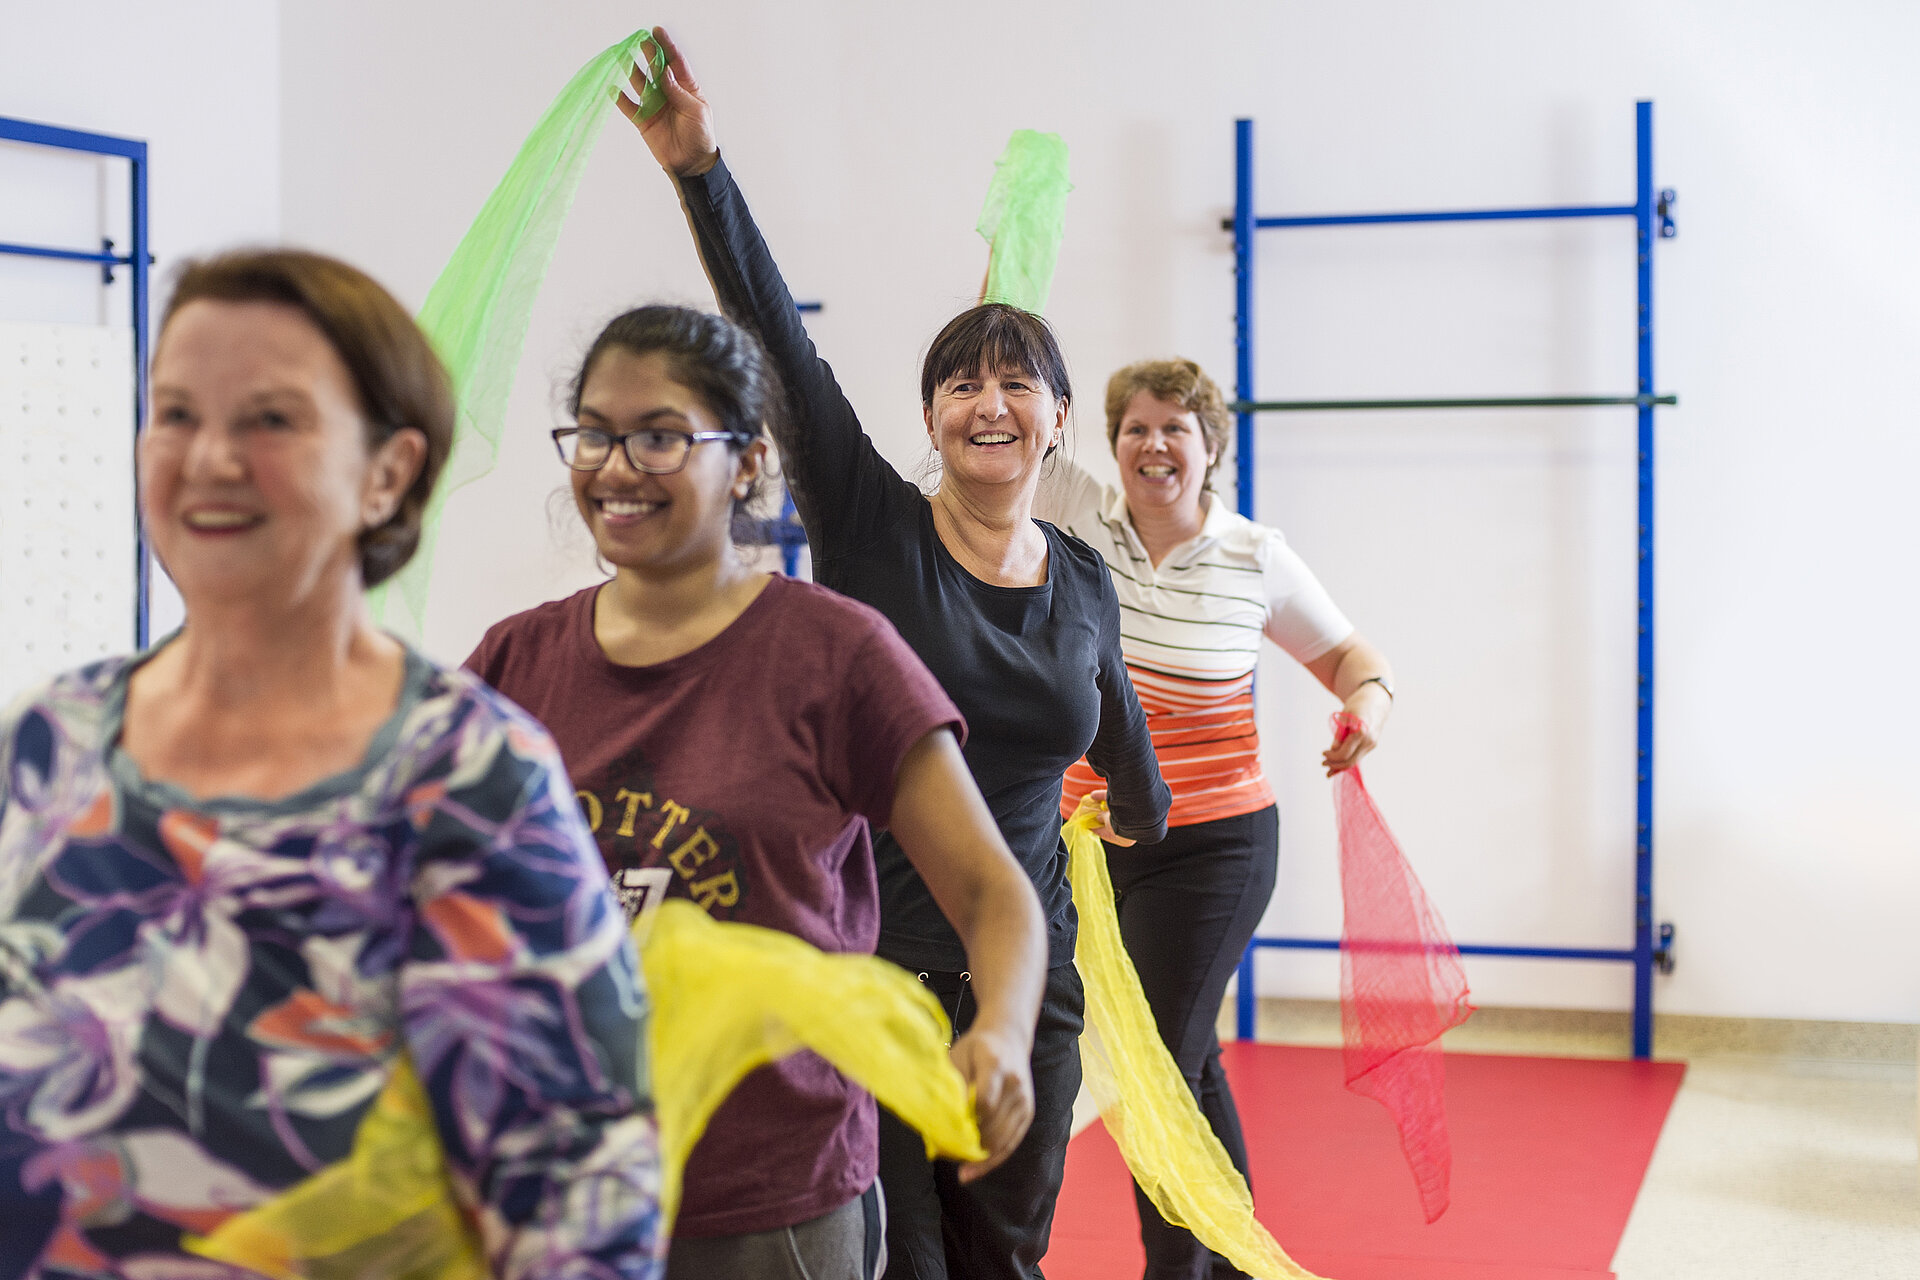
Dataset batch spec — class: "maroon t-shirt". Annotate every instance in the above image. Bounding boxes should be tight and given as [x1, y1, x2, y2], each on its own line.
[465, 575, 962, 1236]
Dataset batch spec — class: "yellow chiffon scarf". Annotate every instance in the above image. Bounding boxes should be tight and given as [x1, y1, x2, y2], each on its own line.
[186, 900, 983, 1277]
[1066, 811, 1326, 1280]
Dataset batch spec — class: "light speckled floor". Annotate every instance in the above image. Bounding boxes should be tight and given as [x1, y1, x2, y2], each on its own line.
[1209, 1000, 1920, 1277]
[1612, 1054, 1920, 1279]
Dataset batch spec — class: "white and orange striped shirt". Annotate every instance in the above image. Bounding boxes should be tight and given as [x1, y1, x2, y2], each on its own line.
[1035, 462, 1352, 828]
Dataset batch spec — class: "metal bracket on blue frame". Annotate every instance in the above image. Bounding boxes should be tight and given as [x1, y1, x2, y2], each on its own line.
[1229, 102, 1677, 1060]
[0, 116, 152, 648]
[735, 300, 822, 575]
[741, 490, 810, 577]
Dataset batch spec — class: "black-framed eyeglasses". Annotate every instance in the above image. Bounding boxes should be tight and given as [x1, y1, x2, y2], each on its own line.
[551, 425, 738, 474]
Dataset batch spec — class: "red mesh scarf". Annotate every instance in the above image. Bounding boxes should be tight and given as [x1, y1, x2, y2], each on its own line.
[1332, 713, 1474, 1222]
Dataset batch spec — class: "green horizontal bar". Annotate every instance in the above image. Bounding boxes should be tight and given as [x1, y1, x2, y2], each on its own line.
[1233, 394, 1678, 413]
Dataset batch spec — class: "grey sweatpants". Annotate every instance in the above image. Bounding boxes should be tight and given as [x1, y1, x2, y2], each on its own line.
[666, 1182, 886, 1280]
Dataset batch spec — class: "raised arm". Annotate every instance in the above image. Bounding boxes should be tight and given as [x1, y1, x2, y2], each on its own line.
[615, 28, 906, 559]
[402, 706, 663, 1278]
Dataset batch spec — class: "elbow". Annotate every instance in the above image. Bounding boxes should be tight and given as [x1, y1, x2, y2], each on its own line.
[994, 856, 1048, 930]
[949, 844, 1045, 948]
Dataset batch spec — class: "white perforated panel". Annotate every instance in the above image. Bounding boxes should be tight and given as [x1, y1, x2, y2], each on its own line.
[0, 321, 138, 703]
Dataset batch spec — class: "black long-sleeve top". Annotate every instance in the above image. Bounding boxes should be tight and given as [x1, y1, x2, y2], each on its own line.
[678, 155, 1169, 969]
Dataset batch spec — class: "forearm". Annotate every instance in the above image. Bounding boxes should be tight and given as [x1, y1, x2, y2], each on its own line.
[890, 731, 1047, 1044]
[1087, 646, 1171, 842]
[673, 154, 894, 552]
[950, 857, 1047, 1046]
[488, 1111, 664, 1279]
[409, 745, 665, 1275]
[1096, 753, 1170, 843]
[413, 936, 663, 1275]
[1307, 632, 1394, 729]
[674, 154, 808, 366]
[1303, 633, 1393, 771]
[1326, 634, 1393, 700]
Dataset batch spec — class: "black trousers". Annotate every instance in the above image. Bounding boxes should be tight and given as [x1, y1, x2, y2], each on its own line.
[1105, 804, 1279, 1280]
[877, 962, 1084, 1279]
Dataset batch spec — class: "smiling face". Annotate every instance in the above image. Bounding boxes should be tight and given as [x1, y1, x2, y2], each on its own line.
[143, 299, 418, 611]
[570, 347, 761, 576]
[923, 365, 1067, 494]
[1113, 389, 1217, 519]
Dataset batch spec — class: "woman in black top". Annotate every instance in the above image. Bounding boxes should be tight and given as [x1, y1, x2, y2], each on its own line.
[620, 28, 1170, 1280]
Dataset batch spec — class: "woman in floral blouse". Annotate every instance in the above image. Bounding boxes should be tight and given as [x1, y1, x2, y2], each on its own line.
[0, 249, 662, 1277]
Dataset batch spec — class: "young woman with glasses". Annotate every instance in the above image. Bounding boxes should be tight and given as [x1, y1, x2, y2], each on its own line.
[465, 305, 1047, 1280]
[621, 29, 1172, 1280]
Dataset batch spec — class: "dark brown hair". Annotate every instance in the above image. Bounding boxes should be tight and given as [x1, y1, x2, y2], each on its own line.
[568, 305, 780, 523]
[1105, 358, 1232, 488]
[920, 303, 1073, 413]
[159, 249, 454, 588]
[570, 305, 777, 446]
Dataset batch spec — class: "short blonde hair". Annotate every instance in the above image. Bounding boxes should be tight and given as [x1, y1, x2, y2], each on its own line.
[1104, 359, 1232, 487]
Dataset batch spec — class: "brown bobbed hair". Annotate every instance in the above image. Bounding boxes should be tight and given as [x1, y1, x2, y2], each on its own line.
[1104, 358, 1232, 488]
[921, 303, 1073, 412]
[158, 249, 454, 588]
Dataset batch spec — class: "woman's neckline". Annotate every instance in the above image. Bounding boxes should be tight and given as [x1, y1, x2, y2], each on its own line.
[585, 570, 781, 672]
[1128, 490, 1213, 570]
[921, 496, 1053, 592]
[104, 636, 433, 815]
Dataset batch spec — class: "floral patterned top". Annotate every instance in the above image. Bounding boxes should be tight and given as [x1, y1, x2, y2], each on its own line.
[0, 646, 663, 1277]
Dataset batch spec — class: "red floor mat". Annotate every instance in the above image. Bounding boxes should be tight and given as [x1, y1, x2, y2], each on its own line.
[1049, 1042, 1684, 1280]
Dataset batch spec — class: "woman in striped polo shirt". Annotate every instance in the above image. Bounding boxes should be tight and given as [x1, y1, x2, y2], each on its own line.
[1035, 357, 1395, 1280]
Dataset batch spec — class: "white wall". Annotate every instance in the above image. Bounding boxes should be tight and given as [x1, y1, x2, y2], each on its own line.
[264, 0, 1918, 1025]
[1, 0, 284, 645]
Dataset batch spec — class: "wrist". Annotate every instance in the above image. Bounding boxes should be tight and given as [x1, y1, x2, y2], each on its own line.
[676, 147, 720, 178]
[964, 1006, 1035, 1055]
[1352, 674, 1393, 704]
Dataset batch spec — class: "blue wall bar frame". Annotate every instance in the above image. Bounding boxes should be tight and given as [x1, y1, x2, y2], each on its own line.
[1229, 102, 1676, 1059]
[743, 301, 823, 576]
[0, 116, 152, 648]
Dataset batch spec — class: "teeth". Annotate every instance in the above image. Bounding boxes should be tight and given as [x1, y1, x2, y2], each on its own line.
[599, 499, 661, 516]
[972, 433, 1017, 445]
[1140, 466, 1176, 477]
[184, 511, 258, 529]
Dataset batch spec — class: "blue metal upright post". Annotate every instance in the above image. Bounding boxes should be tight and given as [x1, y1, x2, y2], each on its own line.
[0, 116, 152, 649]
[1222, 104, 1674, 1060]
[1231, 119, 1258, 1036]
[778, 490, 802, 578]
[1233, 119, 1255, 519]
[130, 143, 152, 648]
[1235, 939, 1256, 1041]
[1630, 101, 1657, 1059]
